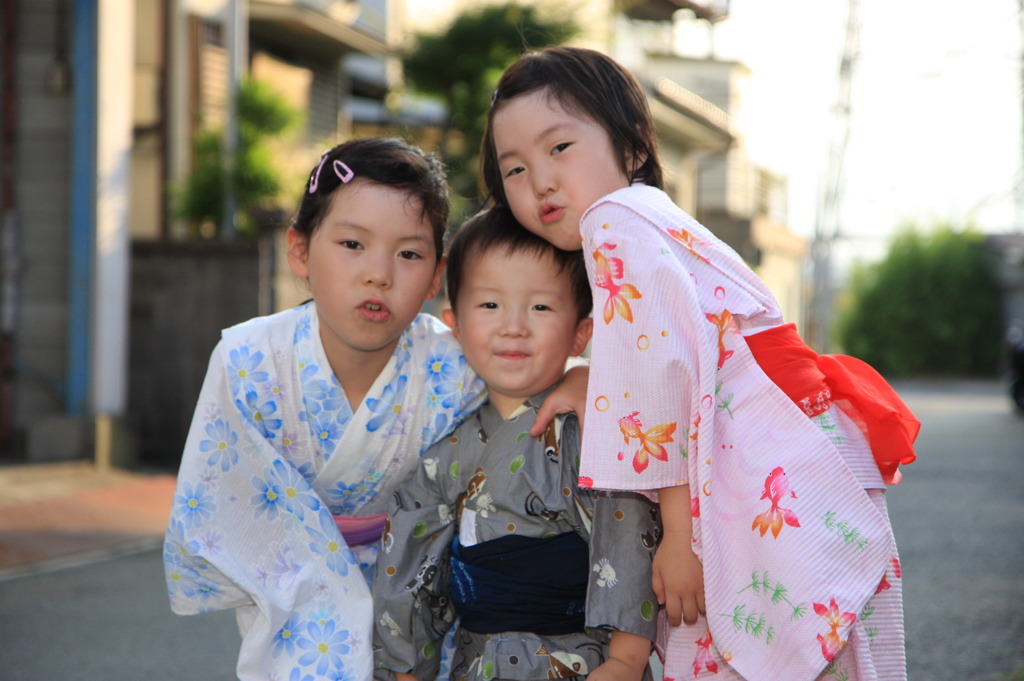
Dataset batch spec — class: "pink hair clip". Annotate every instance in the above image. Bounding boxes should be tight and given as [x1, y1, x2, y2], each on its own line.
[308, 155, 356, 193]
[333, 160, 355, 184]
[308, 152, 329, 194]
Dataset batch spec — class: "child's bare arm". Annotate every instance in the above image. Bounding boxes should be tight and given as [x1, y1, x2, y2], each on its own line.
[587, 631, 651, 681]
[530, 363, 589, 436]
[653, 484, 706, 627]
[394, 673, 420, 681]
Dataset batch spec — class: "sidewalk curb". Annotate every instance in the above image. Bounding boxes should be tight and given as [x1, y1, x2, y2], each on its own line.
[0, 536, 164, 582]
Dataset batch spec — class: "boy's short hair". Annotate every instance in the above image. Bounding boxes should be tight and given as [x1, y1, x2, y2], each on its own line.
[445, 207, 593, 322]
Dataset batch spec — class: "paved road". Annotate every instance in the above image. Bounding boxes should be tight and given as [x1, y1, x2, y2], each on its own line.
[0, 548, 239, 680]
[0, 379, 1021, 680]
[888, 379, 1024, 681]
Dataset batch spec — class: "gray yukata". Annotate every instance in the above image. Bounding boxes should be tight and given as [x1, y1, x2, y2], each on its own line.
[373, 393, 660, 681]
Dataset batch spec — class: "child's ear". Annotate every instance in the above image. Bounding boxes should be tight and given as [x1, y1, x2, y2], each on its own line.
[427, 256, 446, 301]
[286, 227, 309, 278]
[570, 317, 593, 356]
[441, 307, 461, 340]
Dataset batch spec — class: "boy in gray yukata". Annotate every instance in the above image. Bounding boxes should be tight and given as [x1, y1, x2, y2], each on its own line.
[372, 207, 660, 681]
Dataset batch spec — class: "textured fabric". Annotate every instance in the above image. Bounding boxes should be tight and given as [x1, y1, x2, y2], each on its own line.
[163, 302, 484, 681]
[373, 398, 660, 681]
[578, 186, 906, 681]
[450, 532, 589, 635]
[746, 323, 920, 484]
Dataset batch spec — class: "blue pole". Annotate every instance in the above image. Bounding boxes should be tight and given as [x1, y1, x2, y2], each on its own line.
[67, 0, 96, 416]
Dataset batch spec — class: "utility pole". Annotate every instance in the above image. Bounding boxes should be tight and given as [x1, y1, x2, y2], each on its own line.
[809, 0, 860, 352]
[222, 0, 247, 240]
[1017, 0, 1024, 232]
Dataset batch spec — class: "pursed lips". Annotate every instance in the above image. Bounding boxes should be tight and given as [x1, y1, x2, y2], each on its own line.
[539, 203, 564, 225]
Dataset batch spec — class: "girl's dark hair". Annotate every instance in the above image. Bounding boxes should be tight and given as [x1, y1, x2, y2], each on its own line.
[480, 46, 664, 207]
[445, 206, 592, 322]
[293, 137, 450, 260]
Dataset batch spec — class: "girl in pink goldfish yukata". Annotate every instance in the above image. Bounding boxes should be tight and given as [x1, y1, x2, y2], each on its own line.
[480, 47, 920, 681]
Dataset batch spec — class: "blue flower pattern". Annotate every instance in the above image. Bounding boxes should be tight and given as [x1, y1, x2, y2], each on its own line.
[236, 390, 283, 439]
[365, 375, 408, 432]
[324, 468, 383, 515]
[165, 303, 486, 677]
[296, 620, 352, 676]
[199, 418, 239, 472]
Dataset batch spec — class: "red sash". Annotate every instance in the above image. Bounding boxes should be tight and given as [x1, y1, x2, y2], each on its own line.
[746, 323, 920, 484]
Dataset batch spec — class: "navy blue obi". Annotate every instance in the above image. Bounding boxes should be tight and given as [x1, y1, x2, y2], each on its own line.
[449, 532, 589, 635]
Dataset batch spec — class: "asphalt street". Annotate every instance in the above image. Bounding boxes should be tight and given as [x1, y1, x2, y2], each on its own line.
[0, 378, 1021, 681]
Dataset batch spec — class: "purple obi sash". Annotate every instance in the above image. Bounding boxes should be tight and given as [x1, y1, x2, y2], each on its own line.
[333, 512, 388, 546]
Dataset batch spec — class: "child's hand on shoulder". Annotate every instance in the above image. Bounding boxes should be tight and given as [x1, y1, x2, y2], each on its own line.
[531, 364, 589, 436]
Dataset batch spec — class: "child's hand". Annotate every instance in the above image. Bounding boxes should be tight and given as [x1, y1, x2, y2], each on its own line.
[588, 631, 649, 681]
[653, 485, 705, 628]
[394, 672, 420, 681]
[531, 364, 589, 436]
[653, 530, 705, 627]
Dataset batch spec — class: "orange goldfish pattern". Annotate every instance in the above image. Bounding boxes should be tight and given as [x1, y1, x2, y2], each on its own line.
[813, 598, 856, 662]
[667, 226, 711, 264]
[593, 242, 642, 324]
[618, 411, 677, 474]
[752, 467, 801, 539]
[692, 629, 719, 677]
[579, 188, 904, 681]
[705, 309, 735, 369]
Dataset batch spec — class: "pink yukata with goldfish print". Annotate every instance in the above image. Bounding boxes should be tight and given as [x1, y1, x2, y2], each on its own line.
[577, 186, 905, 681]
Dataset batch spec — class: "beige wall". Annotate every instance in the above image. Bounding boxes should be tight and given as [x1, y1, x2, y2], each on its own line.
[752, 216, 807, 329]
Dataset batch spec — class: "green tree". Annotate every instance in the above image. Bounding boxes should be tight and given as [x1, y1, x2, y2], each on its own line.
[174, 77, 300, 238]
[402, 2, 577, 210]
[836, 222, 1003, 377]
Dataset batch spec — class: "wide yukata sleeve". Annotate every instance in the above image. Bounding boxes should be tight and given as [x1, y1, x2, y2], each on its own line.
[372, 442, 457, 681]
[585, 490, 661, 642]
[164, 338, 374, 681]
[577, 202, 710, 493]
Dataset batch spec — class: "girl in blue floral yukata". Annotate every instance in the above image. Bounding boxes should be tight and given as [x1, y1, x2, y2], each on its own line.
[163, 138, 586, 681]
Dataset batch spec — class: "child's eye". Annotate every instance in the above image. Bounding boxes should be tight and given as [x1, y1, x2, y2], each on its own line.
[552, 142, 571, 155]
[340, 240, 362, 250]
[398, 250, 423, 260]
[503, 166, 524, 179]
[480, 302, 498, 309]
[533, 304, 552, 312]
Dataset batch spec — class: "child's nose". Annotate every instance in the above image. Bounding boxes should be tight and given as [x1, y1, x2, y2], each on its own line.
[501, 310, 528, 336]
[362, 255, 392, 288]
[532, 168, 556, 198]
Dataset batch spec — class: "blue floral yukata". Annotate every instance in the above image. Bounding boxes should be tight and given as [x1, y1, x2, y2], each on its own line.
[164, 302, 484, 681]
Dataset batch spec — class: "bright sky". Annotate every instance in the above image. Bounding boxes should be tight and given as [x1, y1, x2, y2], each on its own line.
[693, 0, 1022, 268]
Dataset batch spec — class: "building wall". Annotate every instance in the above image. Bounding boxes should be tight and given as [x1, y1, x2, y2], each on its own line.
[129, 240, 263, 468]
[3, 0, 75, 457]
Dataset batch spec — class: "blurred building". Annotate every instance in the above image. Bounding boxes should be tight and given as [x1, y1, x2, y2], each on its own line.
[0, 0, 806, 467]
[407, 0, 807, 323]
[0, 0, 403, 465]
